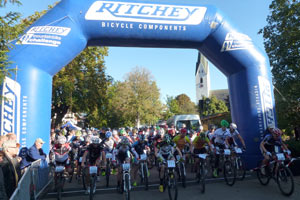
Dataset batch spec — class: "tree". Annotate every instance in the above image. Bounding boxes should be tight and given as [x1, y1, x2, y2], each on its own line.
[108, 67, 162, 127]
[175, 94, 198, 114]
[51, 46, 111, 128]
[201, 95, 229, 116]
[259, 0, 300, 130]
[0, 0, 21, 86]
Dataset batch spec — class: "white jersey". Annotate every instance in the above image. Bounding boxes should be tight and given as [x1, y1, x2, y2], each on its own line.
[214, 128, 230, 145]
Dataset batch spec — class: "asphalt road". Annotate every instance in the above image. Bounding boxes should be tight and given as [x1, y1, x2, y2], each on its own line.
[43, 166, 300, 200]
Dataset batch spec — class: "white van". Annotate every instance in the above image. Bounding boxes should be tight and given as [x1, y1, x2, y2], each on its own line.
[166, 114, 202, 131]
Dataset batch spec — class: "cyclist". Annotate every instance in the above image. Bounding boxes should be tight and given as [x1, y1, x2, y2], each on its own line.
[81, 136, 103, 194]
[192, 130, 214, 178]
[114, 137, 138, 191]
[227, 123, 246, 150]
[212, 120, 231, 177]
[205, 124, 216, 144]
[156, 134, 182, 192]
[260, 127, 289, 169]
[131, 134, 150, 187]
[172, 128, 192, 162]
[101, 131, 116, 176]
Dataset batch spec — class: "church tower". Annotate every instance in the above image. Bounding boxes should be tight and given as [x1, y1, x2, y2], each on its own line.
[195, 52, 210, 103]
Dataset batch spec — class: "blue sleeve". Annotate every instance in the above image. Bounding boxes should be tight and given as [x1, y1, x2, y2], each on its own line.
[28, 146, 46, 160]
[132, 141, 138, 147]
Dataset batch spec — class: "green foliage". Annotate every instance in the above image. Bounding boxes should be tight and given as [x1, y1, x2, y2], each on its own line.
[175, 94, 198, 114]
[0, 1, 21, 86]
[201, 95, 229, 116]
[51, 46, 111, 128]
[259, 0, 300, 130]
[285, 139, 300, 158]
[107, 67, 162, 127]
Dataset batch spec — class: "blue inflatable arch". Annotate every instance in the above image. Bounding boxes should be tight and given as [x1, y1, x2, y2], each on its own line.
[1, 0, 276, 168]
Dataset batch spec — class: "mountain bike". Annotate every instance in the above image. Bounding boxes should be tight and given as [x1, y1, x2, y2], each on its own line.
[139, 153, 149, 190]
[121, 162, 131, 200]
[54, 165, 65, 200]
[232, 147, 246, 180]
[256, 151, 295, 196]
[196, 153, 208, 193]
[105, 151, 113, 187]
[89, 166, 98, 200]
[176, 154, 186, 188]
[163, 159, 178, 200]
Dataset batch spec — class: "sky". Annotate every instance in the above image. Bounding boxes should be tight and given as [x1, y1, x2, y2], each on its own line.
[1, 0, 273, 103]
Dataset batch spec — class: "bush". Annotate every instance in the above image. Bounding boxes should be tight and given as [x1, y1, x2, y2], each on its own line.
[285, 139, 300, 158]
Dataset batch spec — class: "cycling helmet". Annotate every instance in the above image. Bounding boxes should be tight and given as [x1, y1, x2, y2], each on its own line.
[119, 129, 125, 136]
[273, 128, 282, 137]
[91, 136, 101, 144]
[220, 120, 229, 128]
[230, 123, 237, 130]
[180, 128, 187, 134]
[57, 136, 66, 145]
[106, 131, 112, 138]
[199, 132, 206, 139]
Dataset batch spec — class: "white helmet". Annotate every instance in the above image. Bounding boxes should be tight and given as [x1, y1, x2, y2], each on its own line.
[57, 136, 66, 145]
[199, 125, 204, 132]
[230, 123, 237, 130]
[91, 136, 101, 144]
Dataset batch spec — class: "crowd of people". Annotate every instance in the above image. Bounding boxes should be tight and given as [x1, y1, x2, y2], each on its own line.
[0, 133, 47, 199]
[0, 119, 292, 198]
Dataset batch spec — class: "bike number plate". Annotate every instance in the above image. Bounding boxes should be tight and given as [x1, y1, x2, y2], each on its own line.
[79, 157, 83, 162]
[122, 163, 130, 171]
[216, 147, 220, 154]
[89, 166, 98, 174]
[55, 166, 65, 172]
[167, 160, 176, 168]
[224, 149, 231, 155]
[275, 146, 280, 153]
[106, 153, 112, 159]
[235, 148, 242, 154]
[276, 153, 285, 161]
[176, 155, 181, 161]
[198, 154, 207, 159]
[140, 154, 147, 160]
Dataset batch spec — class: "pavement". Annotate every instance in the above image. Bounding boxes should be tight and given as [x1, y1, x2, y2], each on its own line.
[42, 164, 300, 200]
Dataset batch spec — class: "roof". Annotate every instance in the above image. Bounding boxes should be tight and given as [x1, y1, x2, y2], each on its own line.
[210, 89, 229, 101]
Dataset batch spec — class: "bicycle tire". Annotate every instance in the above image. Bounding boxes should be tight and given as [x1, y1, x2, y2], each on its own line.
[256, 161, 271, 186]
[69, 163, 74, 183]
[167, 174, 178, 200]
[106, 163, 111, 187]
[277, 165, 294, 196]
[223, 160, 236, 186]
[148, 154, 156, 169]
[143, 164, 149, 190]
[56, 173, 62, 200]
[236, 158, 246, 181]
[82, 169, 87, 190]
[199, 162, 205, 193]
[180, 162, 186, 188]
[124, 173, 130, 200]
[89, 175, 96, 200]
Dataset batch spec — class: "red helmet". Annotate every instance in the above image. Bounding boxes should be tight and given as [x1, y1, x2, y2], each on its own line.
[180, 128, 187, 134]
[273, 128, 282, 137]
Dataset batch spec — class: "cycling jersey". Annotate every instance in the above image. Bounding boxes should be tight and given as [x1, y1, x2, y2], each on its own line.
[102, 138, 115, 152]
[193, 135, 210, 149]
[262, 134, 283, 153]
[132, 141, 148, 155]
[85, 143, 103, 165]
[172, 135, 191, 151]
[214, 128, 230, 145]
[157, 142, 175, 160]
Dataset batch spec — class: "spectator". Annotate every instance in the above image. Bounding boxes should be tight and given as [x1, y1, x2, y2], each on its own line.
[6, 133, 17, 141]
[0, 135, 8, 151]
[20, 138, 46, 170]
[0, 156, 8, 200]
[0, 140, 21, 198]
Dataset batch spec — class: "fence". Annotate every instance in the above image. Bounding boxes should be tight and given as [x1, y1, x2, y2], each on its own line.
[10, 159, 52, 200]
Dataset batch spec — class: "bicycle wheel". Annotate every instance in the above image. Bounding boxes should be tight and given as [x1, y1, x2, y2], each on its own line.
[236, 158, 246, 181]
[167, 174, 178, 200]
[89, 175, 96, 200]
[277, 165, 294, 196]
[69, 163, 74, 183]
[106, 163, 111, 187]
[124, 173, 130, 200]
[256, 161, 271, 186]
[223, 160, 236, 186]
[82, 169, 87, 190]
[199, 162, 205, 193]
[180, 163, 186, 188]
[143, 164, 149, 190]
[56, 173, 62, 200]
[148, 154, 156, 169]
